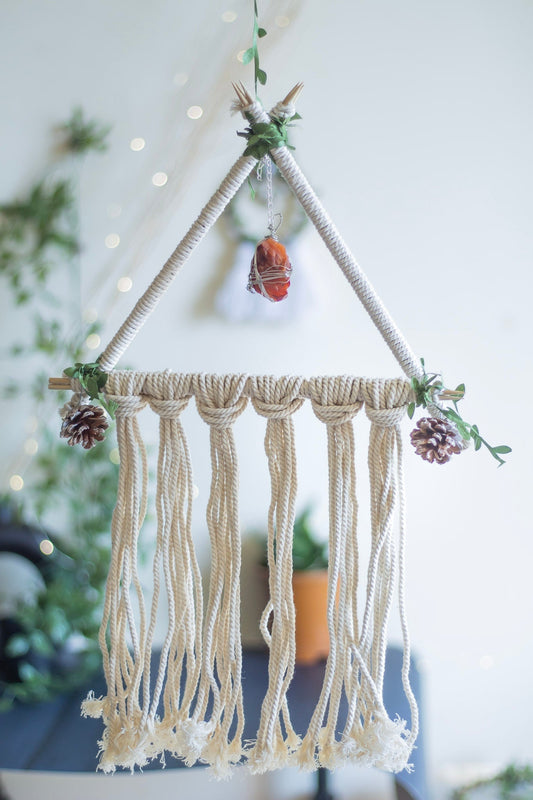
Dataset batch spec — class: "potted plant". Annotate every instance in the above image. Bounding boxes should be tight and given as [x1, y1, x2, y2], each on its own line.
[260, 506, 330, 665]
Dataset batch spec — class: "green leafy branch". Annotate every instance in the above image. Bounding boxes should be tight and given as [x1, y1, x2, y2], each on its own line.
[242, 0, 268, 95]
[59, 107, 110, 155]
[408, 358, 511, 466]
[63, 361, 116, 418]
[452, 763, 533, 800]
[238, 113, 301, 160]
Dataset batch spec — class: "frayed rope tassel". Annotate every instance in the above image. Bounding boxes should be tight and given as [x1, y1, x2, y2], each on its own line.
[186, 374, 249, 778]
[82, 373, 206, 772]
[336, 380, 418, 773]
[246, 376, 304, 773]
[293, 378, 418, 774]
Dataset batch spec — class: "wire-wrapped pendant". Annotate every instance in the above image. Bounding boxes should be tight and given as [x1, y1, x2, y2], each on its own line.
[247, 236, 292, 302]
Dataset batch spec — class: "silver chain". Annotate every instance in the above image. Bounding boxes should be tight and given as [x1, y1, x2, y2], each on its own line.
[256, 155, 281, 239]
[265, 156, 276, 238]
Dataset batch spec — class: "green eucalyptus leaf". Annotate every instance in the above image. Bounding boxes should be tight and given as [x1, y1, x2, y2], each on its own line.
[85, 376, 99, 399]
[242, 47, 254, 65]
[257, 68, 267, 86]
[492, 445, 512, 454]
[5, 634, 30, 658]
[407, 402, 415, 419]
[18, 662, 42, 683]
[258, 27, 267, 37]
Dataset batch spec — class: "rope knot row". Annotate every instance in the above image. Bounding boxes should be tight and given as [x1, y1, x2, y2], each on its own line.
[195, 396, 248, 429]
[311, 400, 363, 426]
[148, 397, 190, 419]
[249, 375, 304, 421]
[107, 394, 148, 419]
[365, 406, 406, 428]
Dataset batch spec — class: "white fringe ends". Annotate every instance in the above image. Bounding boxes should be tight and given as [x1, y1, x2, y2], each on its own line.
[82, 373, 418, 777]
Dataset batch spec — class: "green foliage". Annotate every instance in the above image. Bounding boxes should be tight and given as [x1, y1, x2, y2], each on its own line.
[452, 763, 533, 799]
[292, 507, 328, 571]
[63, 361, 116, 418]
[239, 113, 301, 161]
[0, 109, 115, 709]
[0, 179, 78, 304]
[260, 506, 328, 572]
[59, 107, 110, 154]
[409, 358, 511, 466]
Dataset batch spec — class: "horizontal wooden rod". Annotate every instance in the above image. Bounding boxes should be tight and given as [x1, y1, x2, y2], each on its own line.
[48, 376, 464, 402]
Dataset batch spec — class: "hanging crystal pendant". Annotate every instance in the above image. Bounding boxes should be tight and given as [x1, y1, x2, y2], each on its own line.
[247, 236, 292, 302]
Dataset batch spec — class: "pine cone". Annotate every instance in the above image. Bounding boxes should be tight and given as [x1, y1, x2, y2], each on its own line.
[410, 417, 462, 465]
[60, 404, 108, 449]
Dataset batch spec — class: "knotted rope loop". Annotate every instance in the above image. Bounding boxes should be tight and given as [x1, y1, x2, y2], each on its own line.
[195, 397, 248, 428]
[311, 400, 363, 426]
[249, 375, 304, 419]
[193, 374, 248, 429]
[365, 405, 406, 428]
[308, 376, 363, 426]
[251, 396, 304, 419]
[107, 394, 148, 419]
[148, 397, 190, 419]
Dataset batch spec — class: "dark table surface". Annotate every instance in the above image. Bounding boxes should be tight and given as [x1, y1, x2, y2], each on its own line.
[0, 646, 427, 800]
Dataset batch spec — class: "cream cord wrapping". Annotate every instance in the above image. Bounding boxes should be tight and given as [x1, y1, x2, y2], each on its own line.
[98, 155, 256, 373]
[98, 95, 423, 384]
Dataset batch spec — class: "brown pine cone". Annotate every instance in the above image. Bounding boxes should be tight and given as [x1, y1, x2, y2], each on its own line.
[60, 404, 108, 449]
[410, 417, 462, 465]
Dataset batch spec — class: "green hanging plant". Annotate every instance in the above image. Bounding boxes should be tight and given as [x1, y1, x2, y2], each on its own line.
[0, 108, 115, 709]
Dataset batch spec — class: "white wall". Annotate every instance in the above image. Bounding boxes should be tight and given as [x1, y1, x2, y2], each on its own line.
[1, 1, 532, 798]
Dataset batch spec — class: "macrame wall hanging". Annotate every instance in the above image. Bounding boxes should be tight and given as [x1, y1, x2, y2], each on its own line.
[49, 78, 509, 779]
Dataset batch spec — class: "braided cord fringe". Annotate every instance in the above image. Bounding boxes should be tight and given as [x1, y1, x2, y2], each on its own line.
[81, 378, 150, 772]
[80, 372, 418, 776]
[191, 374, 248, 777]
[294, 377, 363, 771]
[350, 379, 416, 772]
[247, 376, 304, 772]
[145, 376, 204, 765]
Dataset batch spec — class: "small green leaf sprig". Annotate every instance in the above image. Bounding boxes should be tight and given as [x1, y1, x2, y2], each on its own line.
[63, 360, 116, 418]
[241, 0, 268, 95]
[238, 112, 301, 161]
[408, 358, 511, 466]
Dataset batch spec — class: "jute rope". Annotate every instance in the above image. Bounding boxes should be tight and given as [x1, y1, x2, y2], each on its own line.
[80, 91, 421, 778]
[246, 375, 304, 772]
[81, 372, 417, 775]
[187, 373, 248, 777]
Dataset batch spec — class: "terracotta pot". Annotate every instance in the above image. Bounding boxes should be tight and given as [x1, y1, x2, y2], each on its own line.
[292, 569, 330, 665]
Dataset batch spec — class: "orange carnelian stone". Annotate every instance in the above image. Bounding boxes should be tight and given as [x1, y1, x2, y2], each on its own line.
[249, 237, 292, 302]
